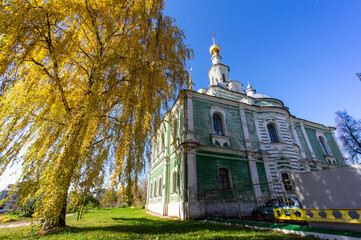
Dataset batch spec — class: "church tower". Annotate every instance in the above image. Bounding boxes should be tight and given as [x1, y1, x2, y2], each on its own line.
[208, 35, 230, 88]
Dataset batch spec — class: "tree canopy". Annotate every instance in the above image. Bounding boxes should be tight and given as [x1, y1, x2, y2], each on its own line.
[335, 110, 361, 164]
[0, 0, 192, 229]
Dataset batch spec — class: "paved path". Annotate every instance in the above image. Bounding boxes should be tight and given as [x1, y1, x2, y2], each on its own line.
[0, 213, 75, 229]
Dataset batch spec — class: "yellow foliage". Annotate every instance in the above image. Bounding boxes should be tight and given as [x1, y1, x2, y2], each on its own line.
[0, 0, 192, 228]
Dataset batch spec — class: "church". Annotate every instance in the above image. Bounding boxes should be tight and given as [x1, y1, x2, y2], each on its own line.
[146, 40, 346, 220]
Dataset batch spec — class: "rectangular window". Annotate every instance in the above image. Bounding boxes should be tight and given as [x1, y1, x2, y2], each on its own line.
[281, 172, 294, 193]
[172, 171, 177, 194]
[218, 168, 231, 190]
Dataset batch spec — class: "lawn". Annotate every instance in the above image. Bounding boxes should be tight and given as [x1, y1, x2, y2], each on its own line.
[0, 208, 318, 239]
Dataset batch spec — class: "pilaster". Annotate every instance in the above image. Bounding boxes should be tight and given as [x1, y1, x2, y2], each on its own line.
[179, 153, 187, 220]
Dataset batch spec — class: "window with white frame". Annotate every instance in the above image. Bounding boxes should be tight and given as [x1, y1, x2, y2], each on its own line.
[213, 113, 224, 136]
[172, 171, 177, 194]
[158, 177, 162, 196]
[319, 136, 330, 155]
[154, 180, 157, 197]
[150, 183, 153, 198]
[267, 123, 279, 143]
[218, 167, 231, 190]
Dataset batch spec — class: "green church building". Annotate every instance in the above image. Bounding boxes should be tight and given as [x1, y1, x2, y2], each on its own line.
[146, 41, 346, 220]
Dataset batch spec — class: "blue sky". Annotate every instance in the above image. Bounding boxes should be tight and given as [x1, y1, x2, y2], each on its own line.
[1, 1, 360, 190]
[165, 0, 361, 126]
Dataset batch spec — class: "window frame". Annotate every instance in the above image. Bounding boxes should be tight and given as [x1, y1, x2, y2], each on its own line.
[210, 107, 228, 136]
[158, 177, 162, 197]
[267, 123, 279, 143]
[319, 136, 330, 156]
[218, 167, 232, 190]
[172, 170, 177, 194]
[154, 179, 157, 197]
[213, 113, 224, 136]
[281, 172, 294, 193]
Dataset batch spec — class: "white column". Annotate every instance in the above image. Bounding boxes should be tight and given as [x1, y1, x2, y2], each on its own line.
[187, 94, 194, 141]
[241, 109, 262, 199]
[239, 107, 250, 142]
[187, 150, 200, 219]
[248, 159, 262, 199]
[179, 153, 187, 220]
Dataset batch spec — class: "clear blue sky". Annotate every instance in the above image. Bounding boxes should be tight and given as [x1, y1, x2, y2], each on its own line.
[1, 1, 360, 190]
[165, 0, 361, 126]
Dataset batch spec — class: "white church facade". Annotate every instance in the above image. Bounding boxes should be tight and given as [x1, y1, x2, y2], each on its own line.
[146, 41, 346, 220]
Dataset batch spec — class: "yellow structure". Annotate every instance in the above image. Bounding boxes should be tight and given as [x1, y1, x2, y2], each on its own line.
[274, 208, 361, 224]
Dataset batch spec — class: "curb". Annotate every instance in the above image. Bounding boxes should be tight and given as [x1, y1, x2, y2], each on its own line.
[201, 220, 361, 240]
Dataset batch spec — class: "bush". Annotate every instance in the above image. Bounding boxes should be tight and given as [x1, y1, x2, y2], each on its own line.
[119, 203, 128, 208]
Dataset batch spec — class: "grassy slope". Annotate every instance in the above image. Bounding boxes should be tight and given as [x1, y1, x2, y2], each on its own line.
[0, 208, 318, 240]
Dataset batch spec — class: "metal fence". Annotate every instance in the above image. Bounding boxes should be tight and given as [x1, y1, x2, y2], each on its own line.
[197, 177, 297, 219]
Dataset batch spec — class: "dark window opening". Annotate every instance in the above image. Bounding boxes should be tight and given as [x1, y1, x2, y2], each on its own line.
[172, 171, 177, 193]
[213, 114, 224, 136]
[267, 124, 279, 143]
[218, 167, 231, 190]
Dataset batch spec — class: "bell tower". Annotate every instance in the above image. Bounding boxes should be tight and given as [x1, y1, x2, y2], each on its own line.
[208, 33, 230, 88]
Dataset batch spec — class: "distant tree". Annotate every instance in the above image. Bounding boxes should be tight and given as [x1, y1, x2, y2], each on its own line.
[335, 110, 361, 164]
[100, 188, 118, 208]
[133, 177, 148, 207]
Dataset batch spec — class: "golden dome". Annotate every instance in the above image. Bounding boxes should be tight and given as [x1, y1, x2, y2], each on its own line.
[209, 44, 221, 55]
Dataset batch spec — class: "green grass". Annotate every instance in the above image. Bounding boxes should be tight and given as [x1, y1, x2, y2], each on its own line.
[0, 208, 318, 239]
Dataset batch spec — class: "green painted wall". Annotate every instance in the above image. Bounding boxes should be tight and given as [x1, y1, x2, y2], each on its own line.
[192, 99, 246, 150]
[256, 162, 270, 195]
[324, 132, 346, 165]
[193, 100, 212, 146]
[196, 154, 253, 199]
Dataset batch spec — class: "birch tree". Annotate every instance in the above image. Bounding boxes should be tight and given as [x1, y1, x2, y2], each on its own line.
[0, 0, 192, 230]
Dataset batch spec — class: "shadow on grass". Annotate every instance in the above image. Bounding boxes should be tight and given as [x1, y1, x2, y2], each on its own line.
[64, 219, 244, 235]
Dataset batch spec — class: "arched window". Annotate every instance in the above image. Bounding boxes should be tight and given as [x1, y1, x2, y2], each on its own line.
[267, 124, 279, 143]
[150, 183, 153, 198]
[218, 167, 231, 190]
[158, 177, 162, 196]
[172, 171, 177, 194]
[222, 74, 226, 83]
[213, 114, 223, 136]
[154, 180, 157, 197]
[319, 136, 330, 155]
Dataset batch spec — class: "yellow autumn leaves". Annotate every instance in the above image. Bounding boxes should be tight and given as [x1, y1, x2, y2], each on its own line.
[0, 0, 192, 229]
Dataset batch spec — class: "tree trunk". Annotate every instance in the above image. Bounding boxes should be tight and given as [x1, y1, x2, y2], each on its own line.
[42, 198, 67, 231]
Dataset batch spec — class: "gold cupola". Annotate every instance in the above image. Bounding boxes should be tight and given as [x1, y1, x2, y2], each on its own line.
[209, 44, 221, 55]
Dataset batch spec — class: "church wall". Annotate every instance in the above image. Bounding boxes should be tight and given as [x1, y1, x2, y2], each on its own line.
[192, 99, 246, 150]
[167, 157, 181, 203]
[256, 162, 270, 196]
[324, 132, 345, 165]
[196, 154, 253, 197]
[193, 100, 212, 146]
